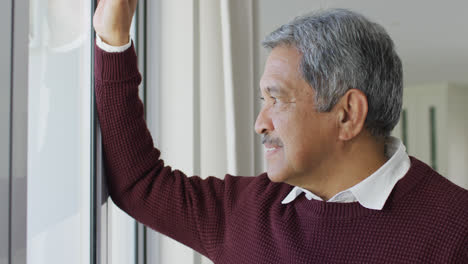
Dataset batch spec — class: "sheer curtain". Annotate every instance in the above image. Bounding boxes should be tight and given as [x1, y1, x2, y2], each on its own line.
[147, 0, 261, 263]
[201, 0, 257, 178]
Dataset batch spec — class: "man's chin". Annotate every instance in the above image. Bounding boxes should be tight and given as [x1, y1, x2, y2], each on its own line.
[266, 170, 288, 183]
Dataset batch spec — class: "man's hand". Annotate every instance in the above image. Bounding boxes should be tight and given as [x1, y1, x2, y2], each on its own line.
[93, 0, 138, 46]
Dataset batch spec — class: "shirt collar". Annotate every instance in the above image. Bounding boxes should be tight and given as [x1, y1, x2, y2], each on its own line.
[281, 137, 411, 210]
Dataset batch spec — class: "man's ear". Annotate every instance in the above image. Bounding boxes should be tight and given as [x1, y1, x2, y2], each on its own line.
[335, 89, 368, 141]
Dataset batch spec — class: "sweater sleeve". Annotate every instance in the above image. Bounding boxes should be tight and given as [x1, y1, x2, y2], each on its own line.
[94, 42, 231, 259]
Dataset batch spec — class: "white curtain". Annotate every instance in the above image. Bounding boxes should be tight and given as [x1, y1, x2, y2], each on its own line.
[146, 0, 261, 263]
[201, 0, 257, 178]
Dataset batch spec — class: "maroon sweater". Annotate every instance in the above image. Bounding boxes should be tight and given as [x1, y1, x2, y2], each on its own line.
[94, 43, 468, 263]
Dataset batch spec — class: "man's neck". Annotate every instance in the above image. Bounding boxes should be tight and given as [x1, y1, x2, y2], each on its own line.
[298, 135, 388, 201]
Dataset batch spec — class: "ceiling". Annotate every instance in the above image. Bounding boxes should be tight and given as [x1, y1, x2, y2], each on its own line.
[255, 0, 468, 86]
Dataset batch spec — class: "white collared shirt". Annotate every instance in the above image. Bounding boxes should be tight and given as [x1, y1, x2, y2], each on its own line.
[96, 35, 132, 53]
[281, 137, 411, 210]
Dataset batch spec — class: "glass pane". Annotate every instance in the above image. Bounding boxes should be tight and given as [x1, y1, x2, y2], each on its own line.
[27, 1, 91, 264]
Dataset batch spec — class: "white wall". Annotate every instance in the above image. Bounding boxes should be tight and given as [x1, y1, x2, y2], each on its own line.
[447, 84, 468, 188]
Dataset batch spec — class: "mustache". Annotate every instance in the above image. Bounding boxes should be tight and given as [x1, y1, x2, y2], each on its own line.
[262, 134, 284, 147]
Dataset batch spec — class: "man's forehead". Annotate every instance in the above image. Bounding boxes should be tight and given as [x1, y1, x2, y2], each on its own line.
[264, 47, 301, 72]
[260, 47, 302, 92]
[259, 71, 288, 93]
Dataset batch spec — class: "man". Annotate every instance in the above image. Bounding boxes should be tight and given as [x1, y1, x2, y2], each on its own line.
[93, 0, 468, 263]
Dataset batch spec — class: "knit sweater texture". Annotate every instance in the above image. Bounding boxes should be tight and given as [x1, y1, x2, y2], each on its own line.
[94, 43, 468, 263]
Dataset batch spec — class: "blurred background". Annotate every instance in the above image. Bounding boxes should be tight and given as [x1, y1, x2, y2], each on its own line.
[2, 0, 467, 264]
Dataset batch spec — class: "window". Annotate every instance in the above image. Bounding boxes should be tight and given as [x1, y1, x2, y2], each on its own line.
[26, 1, 143, 263]
[27, 0, 92, 263]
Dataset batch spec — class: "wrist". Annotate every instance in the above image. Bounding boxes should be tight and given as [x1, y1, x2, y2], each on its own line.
[99, 34, 130, 47]
[96, 35, 132, 53]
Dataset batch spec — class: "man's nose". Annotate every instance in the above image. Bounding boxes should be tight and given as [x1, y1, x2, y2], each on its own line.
[255, 107, 273, 135]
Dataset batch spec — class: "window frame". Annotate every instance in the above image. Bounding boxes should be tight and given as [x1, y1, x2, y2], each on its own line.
[0, 0, 13, 262]
[6, 0, 30, 263]
[3, 0, 158, 263]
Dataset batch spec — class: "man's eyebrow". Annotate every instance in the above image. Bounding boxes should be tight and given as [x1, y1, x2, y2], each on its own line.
[265, 86, 283, 94]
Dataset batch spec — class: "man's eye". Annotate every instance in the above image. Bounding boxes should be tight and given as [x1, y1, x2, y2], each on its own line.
[259, 96, 277, 105]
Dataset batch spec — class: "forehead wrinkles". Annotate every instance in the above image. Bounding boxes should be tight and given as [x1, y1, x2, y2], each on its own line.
[268, 53, 301, 78]
[260, 51, 303, 92]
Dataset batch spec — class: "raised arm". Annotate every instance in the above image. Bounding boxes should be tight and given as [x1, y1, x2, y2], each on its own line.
[92, 1, 239, 260]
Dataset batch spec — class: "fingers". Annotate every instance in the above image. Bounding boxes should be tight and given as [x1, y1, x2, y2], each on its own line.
[129, 0, 138, 13]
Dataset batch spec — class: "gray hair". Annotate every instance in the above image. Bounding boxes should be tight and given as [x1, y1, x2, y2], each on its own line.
[262, 8, 403, 138]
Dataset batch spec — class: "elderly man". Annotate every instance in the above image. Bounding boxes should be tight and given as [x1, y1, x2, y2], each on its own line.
[93, 0, 468, 263]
